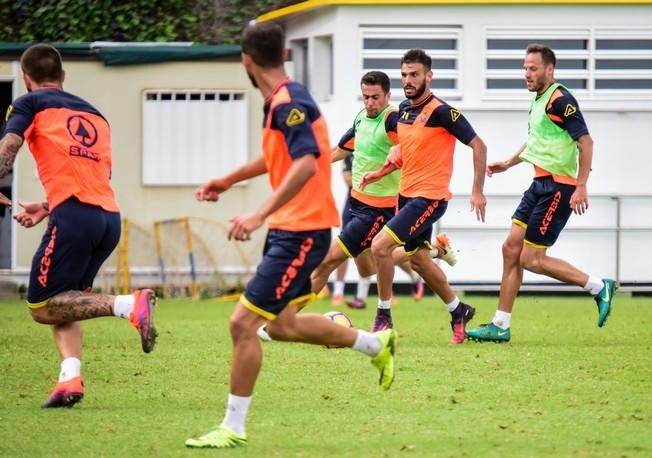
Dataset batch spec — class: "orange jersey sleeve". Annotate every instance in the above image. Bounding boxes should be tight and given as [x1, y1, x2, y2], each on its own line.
[261, 81, 339, 231]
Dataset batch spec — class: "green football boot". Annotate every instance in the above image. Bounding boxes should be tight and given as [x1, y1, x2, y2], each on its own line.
[371, 329, 398, 390]
[466, 323, 511, 343]
[185, 425, 247, 449]
[594, 278, 616, 327]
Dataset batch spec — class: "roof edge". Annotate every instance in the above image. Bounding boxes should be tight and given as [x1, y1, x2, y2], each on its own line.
[258, 0, 652, 22]
[0, 42, 242, 66]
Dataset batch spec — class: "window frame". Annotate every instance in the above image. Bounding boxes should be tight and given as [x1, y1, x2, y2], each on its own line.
[360, 25, 463, 100]
[483, 26, 652, 101]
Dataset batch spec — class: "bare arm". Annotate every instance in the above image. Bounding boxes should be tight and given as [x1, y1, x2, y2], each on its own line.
[468, 136, 487, 222]
[196, 154, 267, 201]
[0, 133, 23, 180]
[359, 162, 398, 190]
[359, 144, 401, 189]
[223, 154, 268, 184]
[331, 146, 350, 163]
[487, 143, 526, 176]
[228, 154, 318, 241]
[342, 170, 352, 188]
[13, 201, 50, 228]
[570, 134, 593, 215]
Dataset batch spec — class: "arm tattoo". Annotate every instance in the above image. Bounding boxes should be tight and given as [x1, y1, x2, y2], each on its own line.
[46, 290, 114, 322]
[0, 133, 23, 179]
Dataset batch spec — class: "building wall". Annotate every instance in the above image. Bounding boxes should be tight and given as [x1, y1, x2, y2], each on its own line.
[282, 3, 652, 287]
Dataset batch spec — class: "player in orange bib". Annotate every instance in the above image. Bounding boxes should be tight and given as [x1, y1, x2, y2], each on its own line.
[361, 49, 488, 344]
[186, 22, 397, 450]
[0, 44, 156, 409]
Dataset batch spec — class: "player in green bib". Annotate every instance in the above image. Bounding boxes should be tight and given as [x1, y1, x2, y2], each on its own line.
[309, 71, 456, 309]
[467, 44, 616, 343]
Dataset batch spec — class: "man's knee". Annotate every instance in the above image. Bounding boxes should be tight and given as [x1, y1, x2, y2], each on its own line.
[29, 305, 52, 324]
[228, 311, 259, 341]
[355, 253, 375, 277]
[519, 250, 543, 273]
[502, 238, 522, 261]
[371, 233, 395, 258]
[266, 320, 297, 341]
[357, 263, 375, 278]
[408, 252, 429, 273]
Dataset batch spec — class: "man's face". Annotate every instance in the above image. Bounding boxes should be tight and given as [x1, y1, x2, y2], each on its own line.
[361, 83, 390, 118]
[401, 62, 432, 100]
[524, 52, 553, 94]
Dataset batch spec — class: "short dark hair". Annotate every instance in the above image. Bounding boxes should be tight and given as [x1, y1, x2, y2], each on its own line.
[240, 21, 285, 68]
[20, 44, 63, 84]
[526, 43, 557, 67]
[360, 71, 390, 93]
[400, 49, 431, 71]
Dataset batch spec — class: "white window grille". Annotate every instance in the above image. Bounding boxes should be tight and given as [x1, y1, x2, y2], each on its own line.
[485, 28, 590, 95]
[594, 28, 652, 92]
[360, 26, 462, 99]
[142, 90, 248, 186]
[485, 27, 652, 99]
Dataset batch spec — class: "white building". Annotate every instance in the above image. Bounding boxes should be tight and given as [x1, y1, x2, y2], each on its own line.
[261, 0, 652, 291]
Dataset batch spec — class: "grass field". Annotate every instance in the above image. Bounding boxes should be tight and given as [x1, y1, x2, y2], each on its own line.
[0, 293, 650, 457]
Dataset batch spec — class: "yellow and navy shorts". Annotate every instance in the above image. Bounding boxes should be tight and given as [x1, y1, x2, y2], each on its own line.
[27, 197, 121, 307]
[512, 176, 575, 248]
[337, 196, 395, 258]
[241, 228, 330, 320]
[384, 195, 448, 255]
[341, 188, 353, 227]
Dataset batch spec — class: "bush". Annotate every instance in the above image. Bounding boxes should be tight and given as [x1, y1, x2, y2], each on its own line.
[0, 0, 300, 43]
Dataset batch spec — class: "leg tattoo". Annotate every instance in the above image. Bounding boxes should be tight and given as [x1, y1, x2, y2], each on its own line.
[45, 291, 115, 322]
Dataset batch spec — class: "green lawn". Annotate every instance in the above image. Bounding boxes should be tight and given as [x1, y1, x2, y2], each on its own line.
[0, 294, 650, 457]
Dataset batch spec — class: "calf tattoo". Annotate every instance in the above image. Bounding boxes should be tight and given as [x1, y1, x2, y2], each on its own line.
[46, 291, 114, 322]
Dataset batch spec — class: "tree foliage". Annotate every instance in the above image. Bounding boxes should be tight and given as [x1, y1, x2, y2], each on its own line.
[0, 0, 301, 43]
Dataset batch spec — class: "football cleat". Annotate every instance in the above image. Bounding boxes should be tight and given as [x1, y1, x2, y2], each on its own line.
[450, 302, 475, 344]
[130, 288, 158, 353]
[594, 278, 616, 327]
[42, 376, 84, 408]
[371, 329, 398, 391]
[185, 425, 247, 449]
[371, 309, 393, 332]
[331, 293, 344, 306]
[466, 322, 511, 343]
[346, 297, 367, 309]
[433, 233, 457, 267]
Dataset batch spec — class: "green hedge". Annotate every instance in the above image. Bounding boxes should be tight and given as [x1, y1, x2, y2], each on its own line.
[0, 0, 297, 44]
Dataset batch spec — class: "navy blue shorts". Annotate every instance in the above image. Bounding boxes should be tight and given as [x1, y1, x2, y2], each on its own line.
[242, 229, 330, 319]
[513, 176, 575, 248]
[341, 188, 353, 227]
[384, 195, 448, 254]
[337, 196, 395, 258]
[28, 197, 121, 306]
